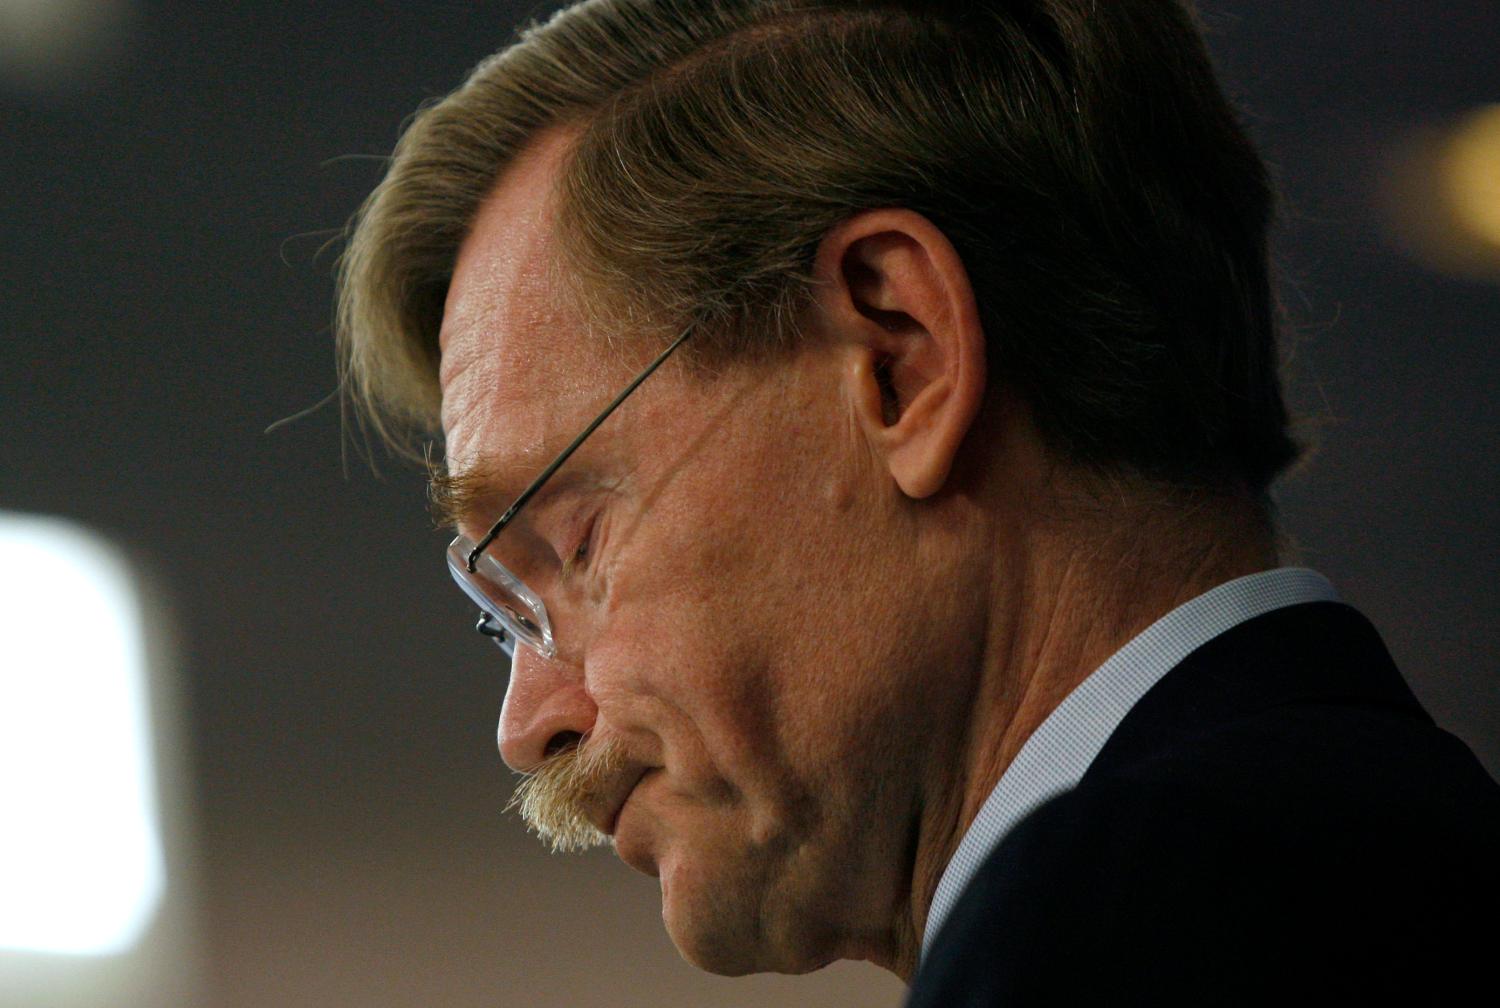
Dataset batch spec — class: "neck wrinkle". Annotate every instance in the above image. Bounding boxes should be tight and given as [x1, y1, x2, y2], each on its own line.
[897, 495, 1279, 981]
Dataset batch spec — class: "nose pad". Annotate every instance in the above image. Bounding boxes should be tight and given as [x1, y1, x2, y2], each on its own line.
[476, 612, 514, 658]
[497, 639, 597, 772]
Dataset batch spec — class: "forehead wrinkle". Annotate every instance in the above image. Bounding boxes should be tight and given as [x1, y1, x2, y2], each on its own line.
[436, 128, 630, 533]
[438, 248, 612, 475]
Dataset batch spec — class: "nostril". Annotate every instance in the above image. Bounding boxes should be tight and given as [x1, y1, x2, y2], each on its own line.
[544, 730, 583, 758]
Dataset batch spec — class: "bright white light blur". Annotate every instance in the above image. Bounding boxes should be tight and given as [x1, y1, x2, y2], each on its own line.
[0, 516, 165, 956]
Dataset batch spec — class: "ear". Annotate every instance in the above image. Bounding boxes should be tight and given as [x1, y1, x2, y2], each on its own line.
[811, 209, 987, 499]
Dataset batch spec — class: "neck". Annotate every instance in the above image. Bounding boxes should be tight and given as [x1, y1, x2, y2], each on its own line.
[888, 478, 1280, 981]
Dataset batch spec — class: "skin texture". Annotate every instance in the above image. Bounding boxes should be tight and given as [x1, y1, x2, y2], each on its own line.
[437, 128, 1279, 981]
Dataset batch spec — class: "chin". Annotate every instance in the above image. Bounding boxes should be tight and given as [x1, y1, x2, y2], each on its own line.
[659, 850, 838, 978]
[659, 851, 759, 975]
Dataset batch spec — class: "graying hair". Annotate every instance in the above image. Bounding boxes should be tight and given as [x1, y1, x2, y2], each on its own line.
[336, 0, 1302, 497]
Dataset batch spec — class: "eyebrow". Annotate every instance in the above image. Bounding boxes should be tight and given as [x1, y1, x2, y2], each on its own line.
[427, 459, 591, 534]
[427, 463, 496, 532]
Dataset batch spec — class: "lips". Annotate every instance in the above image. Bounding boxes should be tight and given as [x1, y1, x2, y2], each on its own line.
[592, 766, 651, 838]
[608, 768, 661, 878]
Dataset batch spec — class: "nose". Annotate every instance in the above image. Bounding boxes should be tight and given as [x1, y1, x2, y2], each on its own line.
[497, 642, 597, 771]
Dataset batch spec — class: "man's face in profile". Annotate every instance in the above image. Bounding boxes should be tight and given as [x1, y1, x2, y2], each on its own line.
[434, 129, 977, 975]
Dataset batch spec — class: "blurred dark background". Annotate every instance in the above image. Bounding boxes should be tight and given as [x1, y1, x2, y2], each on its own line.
[2, 2, 1496, 1005]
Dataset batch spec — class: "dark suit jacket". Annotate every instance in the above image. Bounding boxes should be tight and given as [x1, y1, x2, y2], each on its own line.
[907, 601, 1500, 1005]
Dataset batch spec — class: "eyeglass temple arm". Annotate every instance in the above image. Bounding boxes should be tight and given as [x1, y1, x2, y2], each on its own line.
[467, 325, 697, 570]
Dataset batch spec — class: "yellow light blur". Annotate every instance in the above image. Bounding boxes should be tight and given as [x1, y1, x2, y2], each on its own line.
[1443, 104, 1500, 249]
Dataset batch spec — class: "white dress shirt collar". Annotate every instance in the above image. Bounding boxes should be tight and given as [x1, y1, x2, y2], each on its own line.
[920, 566, 1341, 959]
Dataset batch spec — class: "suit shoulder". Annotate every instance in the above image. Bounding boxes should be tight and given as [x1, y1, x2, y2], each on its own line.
[1092, 700, 1500, 841]
[910, 704, 1500, 1006]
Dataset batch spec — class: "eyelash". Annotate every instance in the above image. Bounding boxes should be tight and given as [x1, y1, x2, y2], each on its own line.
[561, 515, 597, 579]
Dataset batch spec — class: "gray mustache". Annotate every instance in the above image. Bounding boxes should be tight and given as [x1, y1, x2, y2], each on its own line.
[506, 735, 628, 853]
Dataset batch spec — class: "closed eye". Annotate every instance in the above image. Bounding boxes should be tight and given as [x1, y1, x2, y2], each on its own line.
[560, 513, 597, 581]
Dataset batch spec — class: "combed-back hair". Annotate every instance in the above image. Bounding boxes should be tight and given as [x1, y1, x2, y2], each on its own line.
[337, 0, 1303, 498]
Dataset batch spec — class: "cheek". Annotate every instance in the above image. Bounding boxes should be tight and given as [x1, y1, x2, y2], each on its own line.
[585, 376, 881, 787]
[589, 509, 796, 789]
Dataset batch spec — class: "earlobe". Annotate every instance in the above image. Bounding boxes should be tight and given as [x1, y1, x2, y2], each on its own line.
[866, 331, 984, 499]
[885, 364, 980, 500]
[815, 209, 988, 500]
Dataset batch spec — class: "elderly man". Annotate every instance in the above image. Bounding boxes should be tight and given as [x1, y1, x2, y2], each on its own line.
[336, 0, 1500, 1001]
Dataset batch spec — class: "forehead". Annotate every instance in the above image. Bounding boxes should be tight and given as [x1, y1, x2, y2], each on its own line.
[437, 127, 616, 489]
